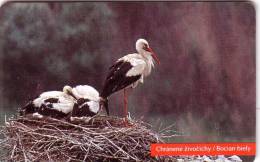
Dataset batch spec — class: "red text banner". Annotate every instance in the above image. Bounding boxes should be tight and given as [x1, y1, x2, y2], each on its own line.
[151, 143, 256, 156]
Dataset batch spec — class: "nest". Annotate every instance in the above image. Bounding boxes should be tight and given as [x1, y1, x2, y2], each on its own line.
[0, 115, 176, 162]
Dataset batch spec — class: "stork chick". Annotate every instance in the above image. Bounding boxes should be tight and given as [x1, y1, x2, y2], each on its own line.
[20, 87, 75, 119]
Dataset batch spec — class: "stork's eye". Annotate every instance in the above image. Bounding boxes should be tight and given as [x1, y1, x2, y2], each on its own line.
[143, 44, 148, 50]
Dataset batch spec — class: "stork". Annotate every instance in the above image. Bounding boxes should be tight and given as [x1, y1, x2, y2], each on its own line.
[20, 85, 102, 119]
[100, 38, 160, 122]
[63, 85, 101, 119]
[20, 86, 75, 119]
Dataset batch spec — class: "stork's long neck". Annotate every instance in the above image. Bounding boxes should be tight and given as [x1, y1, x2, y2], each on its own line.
[140, 52, 154, 77]
[67, 91, 78, 100]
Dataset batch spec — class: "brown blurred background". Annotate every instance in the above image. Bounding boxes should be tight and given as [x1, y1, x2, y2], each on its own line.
[0, 2, 255, 142]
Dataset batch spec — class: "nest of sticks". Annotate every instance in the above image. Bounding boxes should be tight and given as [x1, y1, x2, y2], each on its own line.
[0, 115, 176, 162]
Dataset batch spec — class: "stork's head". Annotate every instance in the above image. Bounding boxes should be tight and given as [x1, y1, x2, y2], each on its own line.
[63, 85, 78, 100]
[63, 85, 72, 93]
[63, 85, 73, 95]
[135, 38, 160, 64]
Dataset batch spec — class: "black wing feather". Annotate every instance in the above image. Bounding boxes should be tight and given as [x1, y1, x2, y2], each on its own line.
[19, 100, 68, 119]
[44, 98, 59, 103]
[38, 104, 68, 119]
[71, 100, 96, 117]
[19, 101, 36, 116]
[101, 60, 141, 98]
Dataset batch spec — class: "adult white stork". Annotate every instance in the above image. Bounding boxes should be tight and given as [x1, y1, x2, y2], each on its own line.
[20, 86, 75, 119]
[100, 38, 160, 122]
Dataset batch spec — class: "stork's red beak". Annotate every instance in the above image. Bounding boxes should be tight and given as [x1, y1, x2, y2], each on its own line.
[147, 47, 160, 65]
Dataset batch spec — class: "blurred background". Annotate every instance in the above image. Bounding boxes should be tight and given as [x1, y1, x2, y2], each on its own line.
[0, 2, 255, 142]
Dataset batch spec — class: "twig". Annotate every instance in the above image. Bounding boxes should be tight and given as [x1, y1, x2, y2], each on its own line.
[0, 116, 178, 161]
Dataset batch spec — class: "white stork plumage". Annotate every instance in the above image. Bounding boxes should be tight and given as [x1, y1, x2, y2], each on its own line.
[100, 38, 160, 121]
[20, 85, 102, 119]
[20, 86, 75, 119]
[64, 85, 101, 118]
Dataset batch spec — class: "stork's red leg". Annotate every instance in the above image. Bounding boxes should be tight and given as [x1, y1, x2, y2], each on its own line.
[123, 89, 129, 126]
[124, 89, 128, 118]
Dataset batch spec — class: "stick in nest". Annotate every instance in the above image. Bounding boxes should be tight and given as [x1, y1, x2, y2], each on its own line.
[0, 115, 177, 162]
